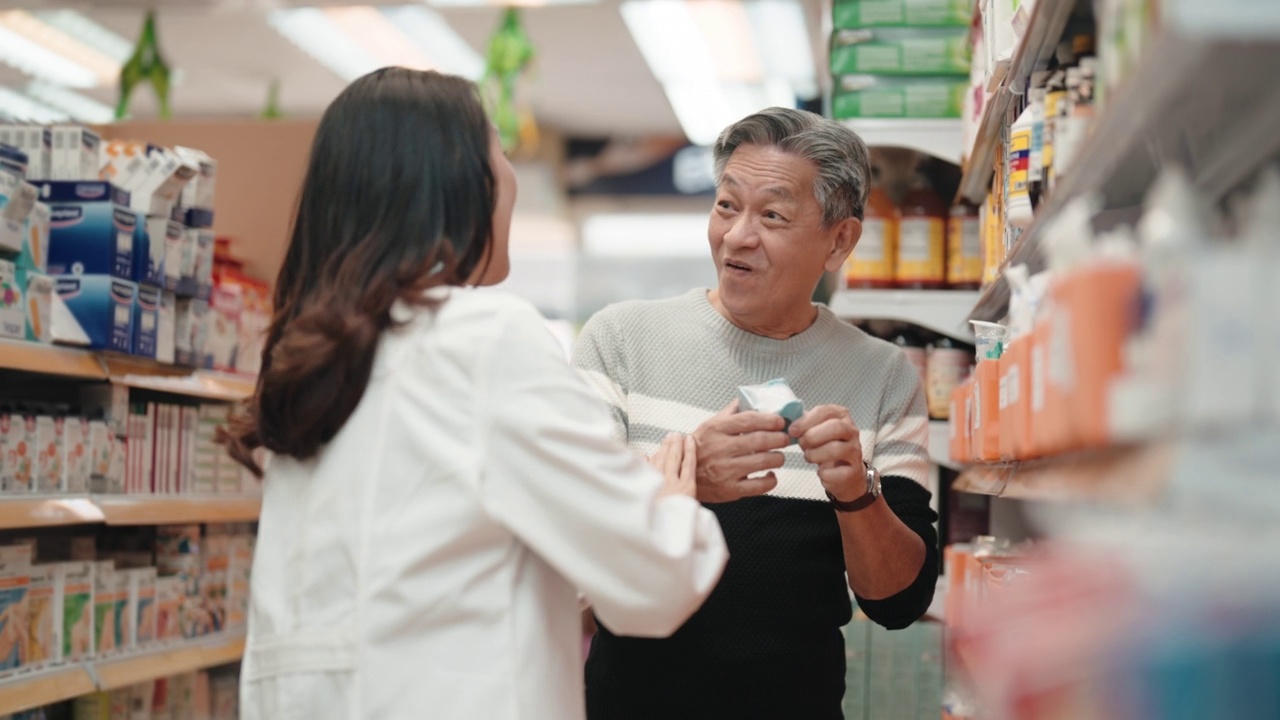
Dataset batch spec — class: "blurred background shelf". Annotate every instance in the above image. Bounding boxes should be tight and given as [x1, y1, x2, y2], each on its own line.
[93, 636, 247, 692]
[0, 496, 105, 530]
[952, 443, 1174, 504]
[929, 421, 958, 471]
[830, 289, 980, 342]
[0, 340, 107, 380]
[0, 667, 97, 716]
[841, 119, 965, 164]
[95, 496, 262, 526]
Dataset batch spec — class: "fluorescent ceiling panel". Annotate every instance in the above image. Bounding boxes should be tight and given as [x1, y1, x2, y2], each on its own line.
[746, 0, 818, 99]
[0, 85, 68, 122]
[582, 213, 711, 257]
[380, 5, 484, 80]
[26, 80, 115, 124]
[0, 22, 99, 88]
[620, 0, 717, 84]
[0, 10, 121, 86]
[688, 0, 763, 83]
[35, 10, 134, 63]
[269, 7, 382, 81]
[325, 6, 434, 71]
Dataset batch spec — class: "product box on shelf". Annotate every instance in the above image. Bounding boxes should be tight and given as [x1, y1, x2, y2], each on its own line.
[39, 181, 135, 279]
[177, 146, 217, 229]
[181, 406, 197, 495]
[157, 291, 177, 364]
[193, 229, 214, 300]
[92, 560, 122, 657]
[27, 563, 57, 670]
[52, 274, 137, 352]
[81, 383, 130, 437]
[18, 201, 50, 271]
[51, 126, 101, 182]
[133, 284, 161, 359]
[949, 379, 973, 464]
[0, 125, 51, 180]
[830, 27, 971, 76]
[61, 415, 90, 494]
[832, 75, 967, 119]
[971, 359, 1002, 462]
[0, 258, 25, 339]
[227, 534, 252, 631]
[175, 297, 210, 368]
[156, 218, 185, 293]
[88, 419, 114, 491]
[203, 532, 229, 633]
[0, 170, 37, 256]
[0, 544, 33, 676]
[177, 228, 198, 298]
[0, 261, 53, 343]
[997, 339, 1028, 461]
[131, 147, 199, 219]
[208, 287, 240, 372]
[1, 413, 36, 493]
[135, 215, 163, 287]
[100, 139, 151, 190]
[123, 567, 158, 651]
[33, 414, 62, 494]
[155, 575, 183, 643]
[833, 0, 972, 28]
[193, 405, 224, 495]
[57, 560, 95, 663]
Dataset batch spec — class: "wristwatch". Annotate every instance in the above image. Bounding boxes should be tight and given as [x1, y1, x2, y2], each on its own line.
[826, 463, 882, 513]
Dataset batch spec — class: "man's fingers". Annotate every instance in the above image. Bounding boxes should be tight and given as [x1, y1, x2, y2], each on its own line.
[735, 472, 778, 498]
[714, 399, 740, 418]
[795, 418, 857, 451]
[789, 404, 857, 439]
[715, 410, 788, 435]
[804, 441, 857, 467]
[722, 451, 786, 478]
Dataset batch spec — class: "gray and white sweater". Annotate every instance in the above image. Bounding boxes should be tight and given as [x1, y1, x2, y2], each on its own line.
[573, 288, 939, 719]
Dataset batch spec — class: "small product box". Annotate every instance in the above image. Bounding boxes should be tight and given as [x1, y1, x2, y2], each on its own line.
[132, 212, 159, 286]
[53, 274, 137, 352]
[177, 228, 198, 297]
[971, 359, 1002, 462]
[133, 284, 161, 358]
[832, 75, 967, 119]
[92, 560, 118, 657]
[0, 125, 52, 180]
[33, 414, 62, 494]
[0, 544, 33, 676]
[20, 267, 53, 343]
[175, 297, 210, 367]
[193, 229, 214, 300]
[194, 405, 226, 495]
[129, 567, 158, 650]
[0, 258, 24, 339]
[832, 0, 973, 29]
[154, 575, 183, 643]
[829, 27, 971, 76]
[40, 181, 135, 279]
[1, 413, 36, 493]
[181, 406, 198, 494]
[0, 171, 37, 256]
[131, 147, 198, 219]
[56, 560, 95, 663]
[88, 420, 114, 491]
[208, 287, 241, 372]
[159, 219, 185, 293]
[100, 139, 151, 190]
[51, 125, 101, 181]
[997, 340, 1025, 461]
[157, 291, 177, 364]
[176, 146, 217, 227]
[62, 416, 91, 493]
[27, 563, 57, 670]
[18, 201, 50, 271]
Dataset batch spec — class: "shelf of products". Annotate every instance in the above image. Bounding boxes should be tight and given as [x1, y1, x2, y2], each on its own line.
[830, 289, 980, 341]
[0, 496, 105, 529]
[95, 635, 246, 692]
[95, 495, 261, 526]
[0, 339, 108, 380]
[841, 119, 966, 165]
[109, 371, 255, 403]
[0, 666, 97, 716]
[952, 442, 1174, 504]
[958, 0, 1077, 204]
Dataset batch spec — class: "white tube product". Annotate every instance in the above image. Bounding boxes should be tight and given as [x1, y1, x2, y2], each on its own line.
[1007, 106, 1035, 229]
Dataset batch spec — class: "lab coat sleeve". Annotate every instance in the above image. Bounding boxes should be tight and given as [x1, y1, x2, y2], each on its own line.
[474, 300, 728, 638]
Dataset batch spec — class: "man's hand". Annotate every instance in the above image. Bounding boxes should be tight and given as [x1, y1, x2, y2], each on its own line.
[790, 405, 865, 502]
[691, 400, 789, 503]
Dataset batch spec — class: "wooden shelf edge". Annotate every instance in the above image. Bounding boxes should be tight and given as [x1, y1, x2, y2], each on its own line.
[0, 497, 106, 530]
[95, 636, 246, 692]
[0, 667, 96, 715]
[0, 340, 106, 380]
[95, 496, 262, 525]
[952, 444, 1175, 504]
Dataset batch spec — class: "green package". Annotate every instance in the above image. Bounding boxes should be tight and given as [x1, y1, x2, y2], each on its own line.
[833, 0, 973, 29]
[832, 76, 967, 119]
[58, 561, 94, 662]
[831, 28, 970, 76]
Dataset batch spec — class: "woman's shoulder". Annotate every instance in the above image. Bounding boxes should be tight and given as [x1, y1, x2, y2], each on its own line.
[400, 287, 555, 355]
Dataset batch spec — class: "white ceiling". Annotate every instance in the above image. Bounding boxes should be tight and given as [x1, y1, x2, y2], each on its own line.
[0, 0, 829, 138]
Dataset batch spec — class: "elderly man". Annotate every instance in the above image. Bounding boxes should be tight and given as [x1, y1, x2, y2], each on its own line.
[573, 107, 938, 719]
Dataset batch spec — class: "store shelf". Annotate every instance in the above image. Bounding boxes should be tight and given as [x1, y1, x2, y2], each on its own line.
[94, 635, 246, 692]
[0, 666, 96, 715]
[0, 339, 106, 380]
[95, 495, 261, 525]
[929, 421, 959, 470]
[957, 0, 1078, 204]
[952, 443, 1175, 505]
[110, 371, 254, 403]
[968, 29, 1280, 321]
[0, 496, 105, 529]
[840, 119, 965, 165]
[830, 289, 980, 341]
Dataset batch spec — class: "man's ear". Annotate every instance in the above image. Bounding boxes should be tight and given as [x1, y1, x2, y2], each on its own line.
[824, 217, 862, 274]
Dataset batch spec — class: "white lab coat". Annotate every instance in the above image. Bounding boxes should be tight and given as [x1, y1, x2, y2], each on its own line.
[241, 288, 728, 720]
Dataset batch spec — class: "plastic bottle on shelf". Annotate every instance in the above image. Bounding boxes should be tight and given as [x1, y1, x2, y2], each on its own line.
[927, 335, 972, 421]
[1042, 68, 1067, 197]
[894, 329, 928, 387]
[1007, 106, 1035, 229]
[844, 167, 899, 289]
[1028, 71, 1050, 206]
[947, 203, 982, 289]
[896, 169, 948, 290]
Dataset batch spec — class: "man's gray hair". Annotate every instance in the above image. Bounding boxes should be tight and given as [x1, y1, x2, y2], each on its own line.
[713, 107, 871, 225]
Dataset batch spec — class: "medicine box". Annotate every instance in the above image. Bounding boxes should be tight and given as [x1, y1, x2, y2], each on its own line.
[0, 258, 24, 339]
[92, 560, 118, 657]
[832, 0, 973, 29]
[33, 414, 62, 493]
[0, 262, 52, 342]
[51, 126, 101, 182]
[0, 544, 32, 676]
[157, 291, 176, 364]
[63, 416, 90, 494]
[53, 274, 136, 352]
[27, 563, 57, 670]
[193, 229, 214, 300]
[0, 143, 26, 176]
[0, 171, 37, 256]
[177, 228, 198, 297]
[40, 181, 134, 279]
[158, 219, 185, 293]
[20, 201, 51, 271]
[1, 413, 35, 493]
[139, 216, 170, 287]
[56, 560, 95, 663]
[175, 297, 210, 368]
[830, 27, 971, 77]
[133, 284, 161, 358]
[832, 75, 968, 119]
[0, 125, 52, 180]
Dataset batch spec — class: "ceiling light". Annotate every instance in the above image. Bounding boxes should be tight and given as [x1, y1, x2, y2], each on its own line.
[0, 86, 68, 123]
[427, 0, 598, 5]
[269, 8, 382, 81]
[324, 6, 434, 71]
[687, 0, 763, 83]
[0, 23, 99, 88]
[35, 10, 134, 63]
[0, 10, 121, 86]
[380, 5, 484, 80]
[25, 80, 115, 124]
[746, 0, 818, 99]
[620, 0, 717, 84]
[582, 213, 710, 257]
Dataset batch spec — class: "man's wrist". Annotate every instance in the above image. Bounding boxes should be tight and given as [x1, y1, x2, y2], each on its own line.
[826, 462, 881, 512]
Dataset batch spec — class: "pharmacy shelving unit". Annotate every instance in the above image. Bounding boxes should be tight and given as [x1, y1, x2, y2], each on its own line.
[948, 0, 1280, 503]
[829, 289, 980, 343]
[840, 119, 966, 165]
[0, 339, 258, 712]
[0, 635, 247, 715]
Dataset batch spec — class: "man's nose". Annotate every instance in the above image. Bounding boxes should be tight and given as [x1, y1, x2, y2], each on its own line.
[723, 214, 758, 249]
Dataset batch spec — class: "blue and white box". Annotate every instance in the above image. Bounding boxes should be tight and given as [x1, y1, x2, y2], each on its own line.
[133, 285, 161, 358]
[192, 229, 213, 300]
[159, 220, 186, 293]
[0, 171, 37, 256]
[157, 291, 176, 364]
[40, 182, 135, 279]
[53, 274, 136, 352]
[135, 215, 168, 286]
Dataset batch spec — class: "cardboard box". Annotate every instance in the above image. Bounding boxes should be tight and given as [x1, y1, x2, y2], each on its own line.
[92, 560, 118, 657]
[20, 267, 53, 343]
[155, 576, 183, 643]
[181, 406, 198, 495]
[51, 126, 101, 181]
[27, 563, 57, 670]
[830, 27, 971, 76]
[0, 171, 37, 256]
[998, 339, 1027, 461]
[18, 201, 50, 271]
[122, 567, 158, 651]
[63, 416, 91, 494]
[133, 284, 161, 358]
[175, 297, 211, 368]
[177, 228, 198, 298]
[134, 213, 162, 286]
[39, 181, 134, 279]
[88, 420, 113, 490]
[131, 147, 198, 219]
[56, 560, 95, 663]
[52, 274, 136, 352]
[0, 258, 24, 339]
[157, 290, 176, 364]
[158, 219, 185, 293]
[832, 75, 967, 119]
[0, 544, 33, 676]
[1, 413, 36, 493]
[833, 0, 973, 29]
[33, 414, 62, 494]
[0, 125, 52, 180]
[208, 287, 241, 372]
[971, 359, 1002, 462]
[193, 229, 214, 300]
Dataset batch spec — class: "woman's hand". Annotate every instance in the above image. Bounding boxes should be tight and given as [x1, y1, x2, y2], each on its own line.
[649, 433, 697, 498]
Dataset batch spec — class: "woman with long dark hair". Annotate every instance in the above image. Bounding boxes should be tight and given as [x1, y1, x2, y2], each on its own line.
[227, 68, 727, 719]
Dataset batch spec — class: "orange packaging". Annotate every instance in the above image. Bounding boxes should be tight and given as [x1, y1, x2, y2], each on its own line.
[1013, 339, 1034, 459]
[972, 359, 1002, 462]
[998, 339, 1029, 460]
[1036, 306, 1074, 457]
[949, 379, 975, 464]
[844, 174, 898, 288]
[1044, 263, 1142, 451]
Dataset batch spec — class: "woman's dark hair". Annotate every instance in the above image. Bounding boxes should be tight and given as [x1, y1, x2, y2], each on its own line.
[225, 68, 496, 475]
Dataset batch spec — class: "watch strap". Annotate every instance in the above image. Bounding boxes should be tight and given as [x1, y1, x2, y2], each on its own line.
[826, 489, 878, 513]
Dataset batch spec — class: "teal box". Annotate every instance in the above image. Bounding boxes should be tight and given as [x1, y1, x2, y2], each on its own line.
[53, 274, 135, 352]
[133, 284, 161, 358]
[40, 182, 135, 279]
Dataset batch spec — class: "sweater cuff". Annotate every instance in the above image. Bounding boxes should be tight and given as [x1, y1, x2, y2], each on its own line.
[853, 475, 940, 630]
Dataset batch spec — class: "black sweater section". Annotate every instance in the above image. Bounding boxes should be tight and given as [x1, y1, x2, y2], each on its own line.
[585, 475, 938, 720]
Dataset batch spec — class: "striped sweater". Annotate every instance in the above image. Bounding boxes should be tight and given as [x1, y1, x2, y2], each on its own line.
[573, 289, 939, 720]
